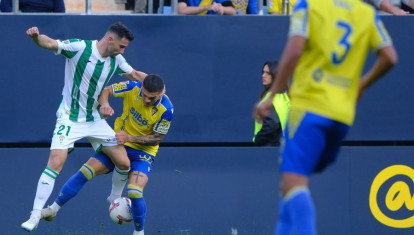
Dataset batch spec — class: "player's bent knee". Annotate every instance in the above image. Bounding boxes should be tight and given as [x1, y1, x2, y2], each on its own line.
[47, 158, 65, 172]
[86, 158, 110, 176]
[280, 173, 309, 196]
[48, 150, 68, 171]
[127, 184, 143, 199]
[280, 179, 292, 196]
[102, 146, 130, 170]
[116, 153, 130, 170]
[115, 160, 130, 171]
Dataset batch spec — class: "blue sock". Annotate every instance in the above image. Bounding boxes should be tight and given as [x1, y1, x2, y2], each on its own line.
[55, 164, 95, 206]
[127, 184, 146, 231]
[285, 187, 317, 235]
[275, 197, 293, 235]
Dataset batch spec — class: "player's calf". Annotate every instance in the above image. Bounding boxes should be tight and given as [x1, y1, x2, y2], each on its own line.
[128, 184, 146, 233]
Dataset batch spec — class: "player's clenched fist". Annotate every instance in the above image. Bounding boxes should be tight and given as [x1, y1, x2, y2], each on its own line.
[116, 131, 130, 145]
[26, 27, 40, 38]
[100, 103, 115, 118]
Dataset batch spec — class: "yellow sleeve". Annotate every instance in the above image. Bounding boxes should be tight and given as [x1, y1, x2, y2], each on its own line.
[112, 81, 135, 98]
[370, 12, 393, 52]
[267, 0, 282, 14]
[288, 0, 309, 38]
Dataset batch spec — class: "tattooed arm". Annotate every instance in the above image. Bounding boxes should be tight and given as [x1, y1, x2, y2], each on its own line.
[115, 130, 165, 146]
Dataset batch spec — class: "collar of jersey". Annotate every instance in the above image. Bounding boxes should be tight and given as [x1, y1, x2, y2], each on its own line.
[92, 40, 105, 60]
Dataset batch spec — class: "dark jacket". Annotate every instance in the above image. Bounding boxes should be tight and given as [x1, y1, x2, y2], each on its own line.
[1, 0, 65, 12]
[254, 105, 282, 146]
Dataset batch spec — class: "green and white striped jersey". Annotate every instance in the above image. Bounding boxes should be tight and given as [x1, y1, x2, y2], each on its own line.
[55, 39, 133, 122]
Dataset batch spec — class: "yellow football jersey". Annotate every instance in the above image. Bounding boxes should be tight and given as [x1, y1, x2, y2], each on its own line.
[111, 81, 174, 156]
[268, 0, 296, 15]
[288, 0, 392, 125]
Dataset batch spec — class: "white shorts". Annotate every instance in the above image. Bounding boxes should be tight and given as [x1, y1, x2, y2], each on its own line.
[50, 118, 118, 151]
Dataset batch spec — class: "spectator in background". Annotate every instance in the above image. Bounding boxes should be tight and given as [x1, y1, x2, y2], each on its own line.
[134, 0, 147, 13]
[231, 0, 257, 14]
[124, 0, 148, 13]
[267, 0, 295, 14]
[178, 0, 237, 15]
[401, 2, 414, 12]
[1, 0, 65, 12]
[253, 60, 290, 146]
[365, 0, 414, 15]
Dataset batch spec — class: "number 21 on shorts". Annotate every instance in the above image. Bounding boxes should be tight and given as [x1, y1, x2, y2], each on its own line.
[57, 125, 71, 136]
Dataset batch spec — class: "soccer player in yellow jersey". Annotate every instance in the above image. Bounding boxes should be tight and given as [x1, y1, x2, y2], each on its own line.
[40, 74, 173, 235]
[255, 0, 397, 234]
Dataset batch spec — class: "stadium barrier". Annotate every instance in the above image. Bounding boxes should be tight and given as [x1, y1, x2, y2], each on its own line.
[4, 147, 414, 234]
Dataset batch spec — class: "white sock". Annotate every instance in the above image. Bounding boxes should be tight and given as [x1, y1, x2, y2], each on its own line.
[133, 230, 144, 235]
[33, 167, 59, 212]
[31, 209, 41, 218]
[109, 167, 129, 199]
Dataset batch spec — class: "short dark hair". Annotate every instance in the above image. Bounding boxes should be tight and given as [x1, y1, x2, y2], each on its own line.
[107, 22, 134, 41]
[143, 74, 165, 93]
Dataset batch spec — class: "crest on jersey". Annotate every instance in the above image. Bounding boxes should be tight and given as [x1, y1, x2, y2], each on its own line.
[312, 67, 323, 82]
[157, 119, 170, 134]
[59, 135, 65, 144]
[113, 81, 129, 92]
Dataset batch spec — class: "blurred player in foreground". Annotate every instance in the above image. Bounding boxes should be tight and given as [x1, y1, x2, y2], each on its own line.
[255, 0, 397, 234]
[41, 74, 173, 235]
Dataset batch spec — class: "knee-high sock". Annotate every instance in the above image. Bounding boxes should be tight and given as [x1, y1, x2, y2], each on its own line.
[32, 167, 59, 216]
[55, 164, 95, 207]
[275, 197, 293, 235]
[285, 186, 317, 235]
[109, 167, 130, 200]
[127, 184, 146, 231]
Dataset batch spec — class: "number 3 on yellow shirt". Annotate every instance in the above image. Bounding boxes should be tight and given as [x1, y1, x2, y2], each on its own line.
[332, 21, 352, 65]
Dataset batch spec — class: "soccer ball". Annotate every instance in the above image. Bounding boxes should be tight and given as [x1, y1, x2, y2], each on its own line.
[108, 197, 133, 225]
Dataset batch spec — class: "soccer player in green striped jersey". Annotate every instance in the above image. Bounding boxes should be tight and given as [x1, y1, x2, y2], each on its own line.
[22, 22, 146, 232]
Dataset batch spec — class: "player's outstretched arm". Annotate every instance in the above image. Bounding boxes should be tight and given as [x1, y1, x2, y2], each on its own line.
[26, 27, 58, 53]
[123, 69, 147, 82]
[116, 131, 165, 146]
[358, 45, 398, 100]
[99, 86, 115, 118]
